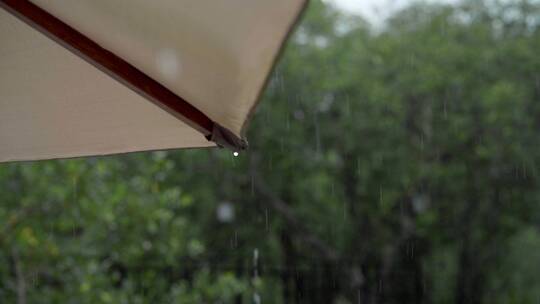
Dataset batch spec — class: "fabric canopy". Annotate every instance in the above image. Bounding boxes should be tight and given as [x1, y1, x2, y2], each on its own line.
[0, 0, 307, 162]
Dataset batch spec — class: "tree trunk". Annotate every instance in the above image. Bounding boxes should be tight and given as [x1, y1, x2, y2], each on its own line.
[12, 248, 26, 304]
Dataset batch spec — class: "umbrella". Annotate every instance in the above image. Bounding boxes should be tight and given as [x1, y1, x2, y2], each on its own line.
[0, 0, 307, 162]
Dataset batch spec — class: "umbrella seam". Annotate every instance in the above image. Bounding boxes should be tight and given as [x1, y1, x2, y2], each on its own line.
[0, 0, 247, 151]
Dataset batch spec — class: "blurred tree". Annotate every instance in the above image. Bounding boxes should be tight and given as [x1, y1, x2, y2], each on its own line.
[1, 0, 540, 303]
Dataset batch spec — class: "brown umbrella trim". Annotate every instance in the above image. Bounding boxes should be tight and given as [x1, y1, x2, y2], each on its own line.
[0, 0, 248, 151]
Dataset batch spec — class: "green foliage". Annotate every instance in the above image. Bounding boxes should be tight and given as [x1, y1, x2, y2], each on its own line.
[1, 0, 540, 303]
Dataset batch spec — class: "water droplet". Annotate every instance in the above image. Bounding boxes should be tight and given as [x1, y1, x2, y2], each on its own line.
[265, 208, 269, 231]
[216, 202, 235, 223]
[156, 48, 181, 80]
[253, 293, 261, 304]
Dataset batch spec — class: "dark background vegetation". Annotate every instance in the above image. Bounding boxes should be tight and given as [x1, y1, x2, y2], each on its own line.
[1, 0, 540, 303]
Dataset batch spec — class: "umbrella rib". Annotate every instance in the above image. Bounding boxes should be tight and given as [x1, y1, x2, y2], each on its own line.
[0, 0, 247, 151]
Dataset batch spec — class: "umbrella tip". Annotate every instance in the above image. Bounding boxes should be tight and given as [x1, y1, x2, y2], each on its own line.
[206, 123, 248, 152]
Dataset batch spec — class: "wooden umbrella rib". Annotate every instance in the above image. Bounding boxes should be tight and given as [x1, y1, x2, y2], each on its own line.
[0, 0, 247, 150]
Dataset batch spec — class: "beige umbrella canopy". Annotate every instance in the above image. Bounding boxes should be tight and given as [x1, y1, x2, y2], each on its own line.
[0, 0, 307, 162]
